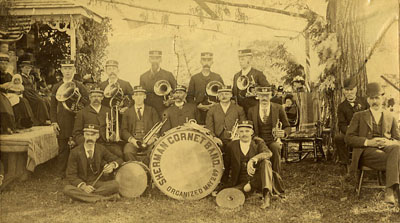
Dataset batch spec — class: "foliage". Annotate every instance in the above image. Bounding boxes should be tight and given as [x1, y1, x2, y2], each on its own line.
[76, 18, 112, 83]
[36, 24, 70, 76]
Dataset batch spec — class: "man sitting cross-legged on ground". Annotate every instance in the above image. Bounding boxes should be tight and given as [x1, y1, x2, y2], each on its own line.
[345, 82, 400, 205]
[64, 124, 123, 203]
[222, 120, 279, 209]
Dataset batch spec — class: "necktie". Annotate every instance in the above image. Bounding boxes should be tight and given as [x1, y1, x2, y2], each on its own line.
[88, 150, 93, 159]
[137, 107, 142, 120]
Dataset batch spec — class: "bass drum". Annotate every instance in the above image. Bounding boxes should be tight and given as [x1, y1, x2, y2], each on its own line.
[150, 125, 224, 200]
[115, 161, 150, 198]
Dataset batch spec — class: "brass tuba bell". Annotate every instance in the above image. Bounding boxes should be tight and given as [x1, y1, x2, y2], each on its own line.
[56, 81, 85, 113]
[205, 81, 224, 97]
[237, 75, 256, 97]
[154, 80, 172, 97]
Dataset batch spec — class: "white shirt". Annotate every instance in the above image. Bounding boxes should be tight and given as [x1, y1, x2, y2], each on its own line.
[84, 144, 95, 159]
[370, 109, 382, 123]
[240, 141, 251, 156]
[175, 101, 184, 108]
[241, 66, 251, 76]
[220, 102, 230, 114]
[259, 103, 270, 118]
[90, 105, 101, 113]
[151, 67, 161, 74]
[135, 104, 144, 119]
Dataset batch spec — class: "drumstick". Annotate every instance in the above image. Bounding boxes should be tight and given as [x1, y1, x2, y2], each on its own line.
[91, 169, 105, 187]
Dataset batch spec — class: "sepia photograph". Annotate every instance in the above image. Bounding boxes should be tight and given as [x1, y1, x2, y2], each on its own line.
[0, 0, 399, 222]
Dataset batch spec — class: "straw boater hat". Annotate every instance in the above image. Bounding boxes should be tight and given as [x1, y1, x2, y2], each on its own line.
[237, 120, 254, 129]
[217, 85, 232, 93]
[105, 59, 118, 67]
[366, 82, 384, 98]
[201, 52, 213, 59]
[149, 50, 162, 57]
[83, 124, 100, 133]
[133, 86, 146, 94]
[343, 76, 357, 90]
[238, 49, 252, 57]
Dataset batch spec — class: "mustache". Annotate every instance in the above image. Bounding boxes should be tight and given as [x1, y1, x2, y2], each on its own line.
[93, 99, 101, 103]
[203, 65, 210, 69]
[85, 139, 95, 144]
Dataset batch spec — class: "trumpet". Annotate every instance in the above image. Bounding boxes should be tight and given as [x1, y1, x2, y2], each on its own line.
[229, 119, 239, 140]
[236, 75, 256, 97]
[272, 121, 285, 145]
[137, 118, 168, 149]
[56, 81, 86, 113]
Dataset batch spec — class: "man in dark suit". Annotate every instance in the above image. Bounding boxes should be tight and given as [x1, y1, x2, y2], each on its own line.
[161, 85, 200, 133]
[99, 60, 133, 113]
[63, 124, 123, 203]
[247, 87, 290, 194]
[270, 86, 284, 105]
[233, 49, 269, 115]
[222, 120, 276, 209]
[51, 59, 89, 175]
[345, 82, 400, 204]
[19, 60, 50, 125]
[187, 52, 224, 124]
[335, 77, 369, 172]
[140, 50, 176, 117]
[205, 85, 246, 152]
[121, 86, 159, 162]
[72, 88, 123, 158]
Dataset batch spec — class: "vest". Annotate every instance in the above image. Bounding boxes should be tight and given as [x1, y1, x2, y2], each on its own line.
[372, 116, 383, 138]
[238, 150, 251, 184]
[134, 118, 146, 139]
[258, 112, 274, 144]
[86, 157, 98, 183]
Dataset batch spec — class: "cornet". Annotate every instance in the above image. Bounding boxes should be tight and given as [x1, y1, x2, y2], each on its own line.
[137, 118, 168, 150]
[272, 121, 285, 145]
[229, 119, 239, 140]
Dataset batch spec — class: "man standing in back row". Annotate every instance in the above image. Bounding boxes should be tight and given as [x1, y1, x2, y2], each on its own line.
[187, 52, 224, 124]
[140, 50, 176, 118]
[233, 49, 269, 116]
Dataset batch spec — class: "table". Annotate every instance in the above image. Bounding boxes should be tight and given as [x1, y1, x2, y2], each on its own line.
[0, 126, 58, 180]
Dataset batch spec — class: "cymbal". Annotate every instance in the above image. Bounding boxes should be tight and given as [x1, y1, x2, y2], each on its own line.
[216, 188, 245, 209]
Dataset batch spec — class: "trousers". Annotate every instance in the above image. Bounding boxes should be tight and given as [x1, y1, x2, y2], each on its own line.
[123, 143, 150, 165]
[334, 134, 351, 164]
[360, 145, 400, 188]
[63, 180, 119, 203]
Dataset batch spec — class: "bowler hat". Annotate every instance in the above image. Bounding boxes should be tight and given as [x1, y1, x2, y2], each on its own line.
[366, 82, 384, 98]
[343, 77, 357, 90]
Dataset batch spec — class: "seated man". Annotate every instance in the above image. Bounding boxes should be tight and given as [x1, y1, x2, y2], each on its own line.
[121, 86, 159, 163]
[72, 88, 123, 158]
[335, 77, 368, 173]
[345, 82, 400, 204]
[64, 124, 123, 203]
[222, 120, 278, 209]
[161, 85, 200, 133]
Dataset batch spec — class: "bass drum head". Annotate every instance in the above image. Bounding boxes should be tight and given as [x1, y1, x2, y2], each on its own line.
[115, 161, 149, 198]
[150, 128, 224, 200]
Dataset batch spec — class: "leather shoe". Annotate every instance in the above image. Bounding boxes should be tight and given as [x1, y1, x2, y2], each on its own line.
[384, 187, 395, 204]
[260, 193, 271, 209]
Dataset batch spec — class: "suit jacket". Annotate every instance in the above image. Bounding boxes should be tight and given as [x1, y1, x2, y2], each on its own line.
[99, 78, 133, 108]
[66, 143, 123, 187]
[140, 68, 176, 116]
[337, 97, 369, 134]
[345, 109, 400, 173]
[247, 102, 291, 143]
[161, 102, 200, 134]
[50, 80, 89, 139]
[187, 72, 224, 104]
[223, 139, 272, 187]
[232, 68, 269, 102]
[205, 103, 246, 138]
[121, 105, 160, 141]
[72, 105, 111, 145]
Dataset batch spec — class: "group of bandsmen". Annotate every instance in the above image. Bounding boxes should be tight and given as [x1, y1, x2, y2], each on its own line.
[1, 46, 399, 208]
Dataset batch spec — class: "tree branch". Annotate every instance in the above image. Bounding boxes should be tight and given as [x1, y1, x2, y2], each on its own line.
[193, 0, 219, 19]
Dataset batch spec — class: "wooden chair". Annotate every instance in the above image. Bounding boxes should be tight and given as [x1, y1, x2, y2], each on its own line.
[356, 166, 385, 197]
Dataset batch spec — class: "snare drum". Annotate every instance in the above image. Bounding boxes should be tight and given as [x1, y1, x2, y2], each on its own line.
[115, 161, 150, 198]
[149, 126, 224, 200]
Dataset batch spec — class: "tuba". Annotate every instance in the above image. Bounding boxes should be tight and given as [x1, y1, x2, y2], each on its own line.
[154, 80, 172, 97]
[236, 75, 256, 97]
[56, 81, 86, 113]
[205, 81, 224, 97]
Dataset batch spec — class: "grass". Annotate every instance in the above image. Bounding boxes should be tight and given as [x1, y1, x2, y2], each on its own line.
[1, 158, 399, 223]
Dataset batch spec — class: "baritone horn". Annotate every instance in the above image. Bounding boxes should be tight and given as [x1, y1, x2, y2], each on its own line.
[205, 80, 223, 103]
[56, 81, 86, 113]
[154, 80, 172, 97]
[236, 75, 256, 97]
